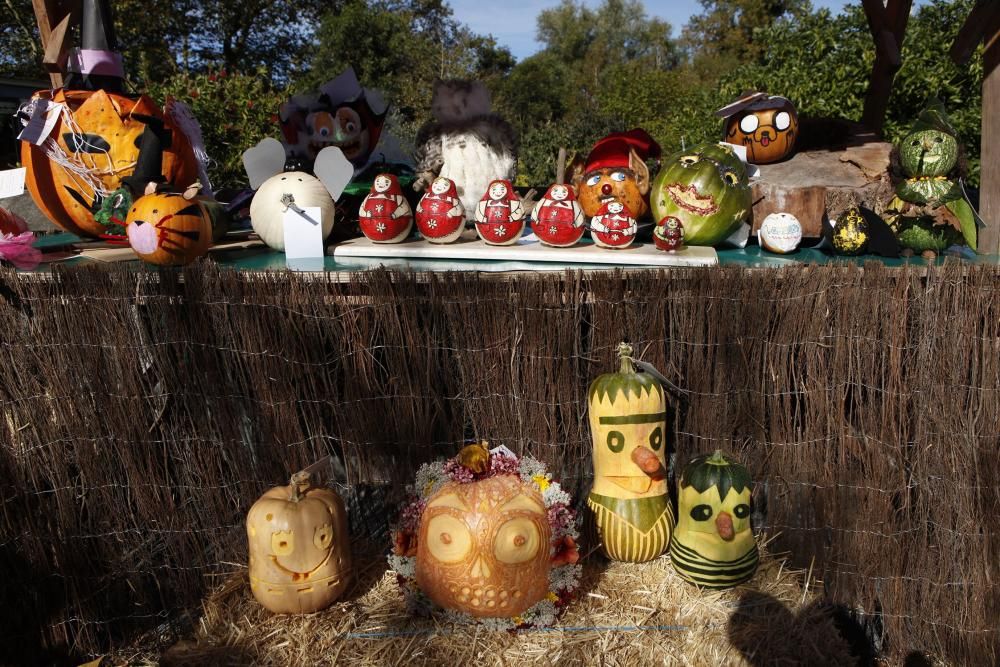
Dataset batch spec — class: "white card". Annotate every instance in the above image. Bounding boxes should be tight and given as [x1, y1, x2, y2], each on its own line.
[284, 206, 325, 271]
[0, 168, 26, 199]
[17, 101, 62, 146]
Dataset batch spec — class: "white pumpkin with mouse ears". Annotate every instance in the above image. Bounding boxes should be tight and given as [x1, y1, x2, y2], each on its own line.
[244, 137, 353, 251]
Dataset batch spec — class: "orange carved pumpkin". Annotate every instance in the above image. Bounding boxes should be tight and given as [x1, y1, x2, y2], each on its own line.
[20, 88, 198, 238]
[247, 472, 352, 614]
[724, 96, 798, 164]
[125, 191, 212, 266]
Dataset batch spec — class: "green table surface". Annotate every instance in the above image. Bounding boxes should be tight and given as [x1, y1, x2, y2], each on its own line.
[26, 232, 1000, 273]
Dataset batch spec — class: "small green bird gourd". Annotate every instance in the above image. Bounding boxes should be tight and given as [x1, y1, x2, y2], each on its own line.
[670, 450, 758, 589]
[587, 343, 673, 562]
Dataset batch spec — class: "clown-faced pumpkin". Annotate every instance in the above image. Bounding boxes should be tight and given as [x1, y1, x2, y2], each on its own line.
[533, 183, 585, 247]
[415, 474, 551, 617]
[247, 472, 351, 614]
[572, 129, 660, 219]
[474, 179, 525, 246]
[670, 450, 758, 589]
[723, 95, 798, 164]
[650, 143, 751, 246]
[358, 173, 413, 243]
[20, 89, 197, 238]
[125, 189, 214, 266]
[416, 177, 465, 243]
[587, 343, 673, 562]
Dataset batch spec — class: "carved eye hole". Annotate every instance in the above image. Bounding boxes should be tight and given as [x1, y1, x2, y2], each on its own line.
[911, 139, 920, 147]
[722, 171, 739, 186]
[679, 155, 699, 166]
[690, 504, 713, 521]
[271, 531, 294, 555]
[313, 523, 334, 550]
[426, 514, 472, 563]
[774, 111, 791, 131]
[63, 132, 111, 154]
[739, 114, 759, 133]
[607, 430, 625, 453]
[933, 135, 943, 144]
[648, 426, 663, 451]
[734, 504, 751, 519]
[494, 518, 541, 564]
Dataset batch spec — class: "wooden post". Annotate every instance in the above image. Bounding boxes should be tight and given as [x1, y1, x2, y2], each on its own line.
[860, 0, 913, 135]
[951, 1, 1000, 254]
[30, 0, 79, 88]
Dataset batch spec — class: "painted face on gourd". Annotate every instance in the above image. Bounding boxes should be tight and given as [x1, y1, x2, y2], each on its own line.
[650, 143, 751, 247]
[577, 164, 649, 219]
[415, 475, 551, 618]
[725, 100, 798, 164]
[247, 475, 351, 614]
[671, 451, 758, 589]
[125, 192, 212, 266]
[489, 181, 509, 200]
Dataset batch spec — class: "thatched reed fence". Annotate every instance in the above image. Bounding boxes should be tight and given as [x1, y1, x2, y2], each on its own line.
[0, 263, 997, 664]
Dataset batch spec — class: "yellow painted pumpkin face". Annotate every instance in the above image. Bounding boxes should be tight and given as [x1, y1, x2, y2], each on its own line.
[589, 384, 667, 499]
[675, 484, 753, 562]
[247, 480, 351, 614]
[415, 475, 551, 618]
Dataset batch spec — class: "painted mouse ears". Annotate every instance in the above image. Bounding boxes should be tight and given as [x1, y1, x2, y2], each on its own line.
[242, 138, 352, 200]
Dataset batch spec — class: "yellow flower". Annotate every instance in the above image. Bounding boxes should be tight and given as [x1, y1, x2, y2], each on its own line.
[546, 591, 559, 602]
[513, 615, 525, 625]
[423, 480, 436, 496]
[532, 474, 550, 491]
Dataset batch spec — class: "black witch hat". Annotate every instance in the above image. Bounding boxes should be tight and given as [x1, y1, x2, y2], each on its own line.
[64, 0, 125, 93]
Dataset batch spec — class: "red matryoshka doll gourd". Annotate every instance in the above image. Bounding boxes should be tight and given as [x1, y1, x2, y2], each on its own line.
[474, 179, 525, 246]
[653, 216, 684, 252]
[358, 173, 413, 243]
[532, 183, 585, 247]
[590, 201, 637, 249]
[416, 176, 465, 243]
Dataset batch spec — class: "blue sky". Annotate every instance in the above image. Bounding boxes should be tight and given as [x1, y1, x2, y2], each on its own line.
[448, 0, 859, 60]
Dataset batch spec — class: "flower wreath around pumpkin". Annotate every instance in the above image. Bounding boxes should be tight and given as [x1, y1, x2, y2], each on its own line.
[388, 443, 581, 629]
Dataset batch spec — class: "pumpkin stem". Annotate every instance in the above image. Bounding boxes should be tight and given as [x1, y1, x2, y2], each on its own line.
[707, 450, 729, 466]
[289, 471, 312, 502]
[617, 342, 635, 374]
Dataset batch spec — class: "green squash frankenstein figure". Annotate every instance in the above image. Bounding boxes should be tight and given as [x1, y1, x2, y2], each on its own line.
[587, 343, 674, 563]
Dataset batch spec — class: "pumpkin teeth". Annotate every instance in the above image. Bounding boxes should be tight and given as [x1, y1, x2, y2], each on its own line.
[666, 183, 718, 216]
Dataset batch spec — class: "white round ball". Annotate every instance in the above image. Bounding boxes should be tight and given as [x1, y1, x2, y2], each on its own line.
[250, 172, 335, 251]
[758, 213, 803, 254]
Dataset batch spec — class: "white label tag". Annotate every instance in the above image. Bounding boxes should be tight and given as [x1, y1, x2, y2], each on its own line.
[17, 101, 62, 146]
[0, 168, 26, 199]
[284, 206, 325, 270]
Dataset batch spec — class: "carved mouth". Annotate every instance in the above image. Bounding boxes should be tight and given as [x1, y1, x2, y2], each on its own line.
[599, 195, 616, 204]
[446, 583, 524, 612]
[666, 183, 718, 216]
[270, 550, 333, 581]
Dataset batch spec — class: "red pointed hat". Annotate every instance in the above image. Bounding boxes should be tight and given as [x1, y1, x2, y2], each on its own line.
[583, 129, 661, 173]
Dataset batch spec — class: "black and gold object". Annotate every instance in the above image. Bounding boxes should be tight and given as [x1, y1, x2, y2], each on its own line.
[831, 208, 869, 256]
[587, 343, 674, 562]
[670, 450, 758, 589]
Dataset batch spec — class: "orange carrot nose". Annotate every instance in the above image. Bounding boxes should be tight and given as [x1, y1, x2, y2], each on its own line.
[716, 511, 734, 541]
[631, 446, 666, 480]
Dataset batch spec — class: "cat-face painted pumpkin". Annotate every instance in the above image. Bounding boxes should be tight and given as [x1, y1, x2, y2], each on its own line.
[670, 450, 758, 589]
[125, 191, 212, 265]
[20, 89, 197, 238]
[650, 143, 751, 246]
[247, 472, 351, 614]
[415, 474, 551, 617]
[724, 96, 798, 164]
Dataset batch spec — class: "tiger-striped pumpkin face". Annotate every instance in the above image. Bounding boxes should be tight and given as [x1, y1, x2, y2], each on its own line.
[125, 192, 212, 266]
[670, 450, 758, 589]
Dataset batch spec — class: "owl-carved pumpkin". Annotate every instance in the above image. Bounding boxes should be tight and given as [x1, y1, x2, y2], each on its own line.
[247, 472, 351, 614]
[415, 474, 551, 618]
[125, 191, 213, 266]
[587, 343, 673, 562]
[20, 89, 198, 238]
[670, 450, 758, 589]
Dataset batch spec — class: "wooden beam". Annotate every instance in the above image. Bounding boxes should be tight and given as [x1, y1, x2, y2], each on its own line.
[950, 0, 1000, 65]
[976, 10, 1000, 255]
[42, 12, 73, 74]
[30, 0, 79, 88]
[861, 0, 913, 135]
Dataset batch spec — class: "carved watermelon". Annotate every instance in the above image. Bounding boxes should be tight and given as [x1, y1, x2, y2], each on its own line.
[650, 144, 751, 246]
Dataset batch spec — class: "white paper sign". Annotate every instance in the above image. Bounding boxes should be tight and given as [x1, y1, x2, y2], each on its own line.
[0, 168, 26, 199]
[17, 101, 62, 146]
[283, 206, 325, 271]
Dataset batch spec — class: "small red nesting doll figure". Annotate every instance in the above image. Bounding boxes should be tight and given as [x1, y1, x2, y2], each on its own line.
[654, 216, 684, 252]
[533, 183, 585, 247]
[590, 200, 637, 249]
[415, 176, 465, 243]
[474, 179, 525, 246]
[358, 173, 413, 243]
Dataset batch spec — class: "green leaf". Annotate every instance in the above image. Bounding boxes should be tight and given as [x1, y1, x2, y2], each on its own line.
[946, 198, 978, 251]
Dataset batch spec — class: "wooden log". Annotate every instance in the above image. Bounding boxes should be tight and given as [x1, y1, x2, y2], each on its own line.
[979, 14, 1000, 254]
[750, 141, 894, 238]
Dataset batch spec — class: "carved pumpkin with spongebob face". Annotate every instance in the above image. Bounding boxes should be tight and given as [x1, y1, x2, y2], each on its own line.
[415, 475, 551, 617]
[247, 473, 351, 614]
